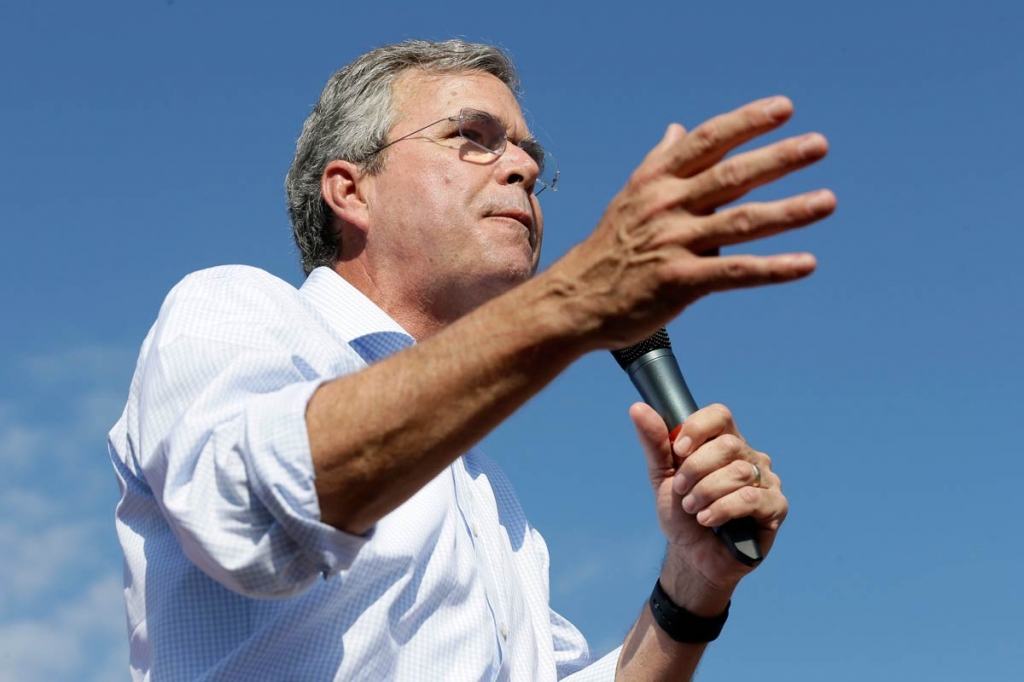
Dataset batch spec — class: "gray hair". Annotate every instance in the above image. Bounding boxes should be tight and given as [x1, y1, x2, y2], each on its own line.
[285, 39, 521, 276]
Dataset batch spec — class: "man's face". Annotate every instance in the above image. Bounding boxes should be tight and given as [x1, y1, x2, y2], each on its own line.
[361, 70, 545, 322]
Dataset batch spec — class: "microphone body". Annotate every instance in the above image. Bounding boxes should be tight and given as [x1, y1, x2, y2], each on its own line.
[611, 329, 763, 567]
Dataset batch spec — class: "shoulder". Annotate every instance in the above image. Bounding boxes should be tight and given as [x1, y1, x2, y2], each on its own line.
[163, 265, 302, 311]
[151, 265, 310, 346]
[168, 264, 297, 298]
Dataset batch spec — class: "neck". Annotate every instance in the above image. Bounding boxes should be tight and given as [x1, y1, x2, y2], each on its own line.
[330, 261, 466, 341]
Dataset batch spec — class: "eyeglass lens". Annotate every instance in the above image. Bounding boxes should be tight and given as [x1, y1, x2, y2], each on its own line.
[457, 109, 558, 195]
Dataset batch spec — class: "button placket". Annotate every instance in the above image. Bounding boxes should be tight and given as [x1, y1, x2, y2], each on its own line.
[450, 457, 509, 666]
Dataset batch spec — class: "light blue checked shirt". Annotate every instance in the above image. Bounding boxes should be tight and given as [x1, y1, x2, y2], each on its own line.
[109, 265, 619, 681]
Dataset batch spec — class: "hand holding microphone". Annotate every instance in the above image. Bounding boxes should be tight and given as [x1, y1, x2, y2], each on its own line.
[612, 328, 764, 567]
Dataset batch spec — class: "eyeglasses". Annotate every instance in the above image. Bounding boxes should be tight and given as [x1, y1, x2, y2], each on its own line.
[367, 108, 559, 196]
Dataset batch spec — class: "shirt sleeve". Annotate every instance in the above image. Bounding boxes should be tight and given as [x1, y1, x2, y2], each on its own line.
[560, 647, 621, 682]
[129, 267, 371, 599]
[517, 524, 618, 681]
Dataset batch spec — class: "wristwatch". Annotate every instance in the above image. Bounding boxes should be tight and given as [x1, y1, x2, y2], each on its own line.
[648, 579, 730, 643]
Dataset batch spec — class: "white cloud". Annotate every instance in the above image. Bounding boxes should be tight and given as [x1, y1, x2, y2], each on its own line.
[0, 388, 125, 465]
[0, 419, 47, 469]
[0, 519, 102, 609]
[22, 346, 136, 388]
[0, 346, 129, 484]
[0, 572, 127, 682]
[74, 387, 126, 433]
[554, 556, 605, 596]
[0, 346, 133, 681]
[0, 489, 52, 520]
[553, 530, 665, 599]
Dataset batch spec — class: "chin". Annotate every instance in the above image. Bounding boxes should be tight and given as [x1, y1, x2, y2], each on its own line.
[496, 257, 538, 287]
[453, 263, 534, 310]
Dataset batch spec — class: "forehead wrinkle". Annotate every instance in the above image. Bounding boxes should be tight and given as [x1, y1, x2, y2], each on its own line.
[391, 70, 545, 156]
[394, 70, 524, 129]
[389, 70, 466, 127]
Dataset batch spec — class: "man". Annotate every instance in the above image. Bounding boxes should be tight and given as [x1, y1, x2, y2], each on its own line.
[110, 39, 833, 680]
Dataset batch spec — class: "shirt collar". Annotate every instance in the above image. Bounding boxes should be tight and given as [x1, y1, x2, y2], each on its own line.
[300, 267, 411, 345]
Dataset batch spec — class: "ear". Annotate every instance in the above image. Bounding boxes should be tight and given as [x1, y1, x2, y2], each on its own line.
[321, 160, 371, 235]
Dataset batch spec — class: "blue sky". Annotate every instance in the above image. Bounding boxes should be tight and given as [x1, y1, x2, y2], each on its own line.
[1, 1, 1022, 679]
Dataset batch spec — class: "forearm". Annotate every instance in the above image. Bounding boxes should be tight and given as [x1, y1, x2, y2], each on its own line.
[616, 551, 735, 681]
[308, 270, 594, 534]
[617, 608, 708, 682]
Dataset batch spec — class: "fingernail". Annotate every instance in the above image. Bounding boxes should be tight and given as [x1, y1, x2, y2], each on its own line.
[798, 135, 825, 159]
[763, 97, 790, 120]
[673, 473, 688, 495]
[806, 190, 833, 214]
[696, 509, 713, 526]
[787, 253, 815, 269]
[682, 494, 696, 513]
[674, 436, 693, 458]
[664, 122, 685, 144]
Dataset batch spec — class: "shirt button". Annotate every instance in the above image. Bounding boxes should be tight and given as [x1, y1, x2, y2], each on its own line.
[500, 623, 508, 641]
[471, 522, 479, 538]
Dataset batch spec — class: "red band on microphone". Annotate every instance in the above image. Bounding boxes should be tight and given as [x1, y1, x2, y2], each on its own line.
[668, 423, 684, 443]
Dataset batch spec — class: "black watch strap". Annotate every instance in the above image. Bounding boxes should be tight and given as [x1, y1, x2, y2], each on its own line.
[649, 579, 730, 643]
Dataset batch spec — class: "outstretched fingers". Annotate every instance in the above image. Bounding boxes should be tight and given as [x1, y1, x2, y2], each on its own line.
[679, 189, 836, 253]
[640, 97, 795, 182]
[572, 95, 834, 352]
[664, 251, 818, 297]
[684, 133, 829, 215]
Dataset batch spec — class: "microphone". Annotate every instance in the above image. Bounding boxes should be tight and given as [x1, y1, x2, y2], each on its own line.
[611, 328, 763, 567]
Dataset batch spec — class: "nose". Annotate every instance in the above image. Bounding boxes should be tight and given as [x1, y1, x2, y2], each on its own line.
[497, 143, 541, 193]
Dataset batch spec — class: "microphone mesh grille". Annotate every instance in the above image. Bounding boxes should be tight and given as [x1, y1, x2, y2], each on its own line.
[610, 327, 672, 369]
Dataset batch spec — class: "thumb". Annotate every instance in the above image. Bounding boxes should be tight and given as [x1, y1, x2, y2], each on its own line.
[634, 122, 688, 183]
[629, 402, 674, 484]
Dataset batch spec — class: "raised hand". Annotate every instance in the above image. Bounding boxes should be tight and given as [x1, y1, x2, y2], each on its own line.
[551, 96, 835, 350]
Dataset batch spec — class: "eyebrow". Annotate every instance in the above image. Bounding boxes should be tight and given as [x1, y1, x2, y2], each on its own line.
[485, 110, 545, 153]
[516, 136, 547, 160]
